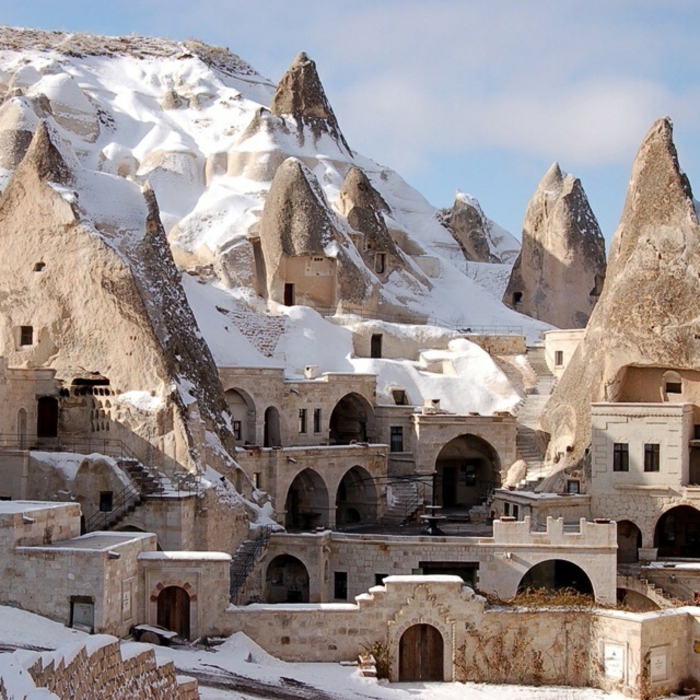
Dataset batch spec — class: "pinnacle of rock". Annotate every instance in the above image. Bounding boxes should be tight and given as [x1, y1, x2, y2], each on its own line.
[441, 194, 501, 263]
[21, 120, 73, 185]
[540, 117, 700, 465]
[270, 52, 351, 153]
[502, 162, 606, 329]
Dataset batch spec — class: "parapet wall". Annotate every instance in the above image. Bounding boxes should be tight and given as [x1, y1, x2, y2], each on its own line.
[1, 636, 198, 700]
[492, 516, 616, 547]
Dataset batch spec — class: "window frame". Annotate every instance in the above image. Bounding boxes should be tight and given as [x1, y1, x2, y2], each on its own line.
[613, 443, 629, 472]
[644, 443, 660, 472]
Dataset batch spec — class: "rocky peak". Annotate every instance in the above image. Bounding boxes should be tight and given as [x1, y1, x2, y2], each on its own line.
[21, 120, 73, 186]
[540, 117, 700, 465]
[502, 162, 606, 329]
[270, 52, 351, 154]
[440, 192, 503, 263]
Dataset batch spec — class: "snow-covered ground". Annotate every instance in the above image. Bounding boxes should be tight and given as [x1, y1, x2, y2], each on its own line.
[0, 605, 637, 700]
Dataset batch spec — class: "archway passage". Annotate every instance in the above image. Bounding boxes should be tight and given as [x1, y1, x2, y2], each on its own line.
[285, 469, 329, 530]
[225, 388, 256, 444]
[655, 506, 700, 558]
[157, 586, 190, 638]
[399, 624, 444, 682]
[336, 466, 378, 527]
[264, 406, 281, 447]
[617, 520, 642, 564]
[37, 396, 58, 439]
[266, 554, 310, 603]
[518, 560, 594, 596]
[329, 393, 375, 445]
[435, 434, 500, 511]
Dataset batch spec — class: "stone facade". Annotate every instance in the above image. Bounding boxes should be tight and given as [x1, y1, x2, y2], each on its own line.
[543, 328, 585, 379]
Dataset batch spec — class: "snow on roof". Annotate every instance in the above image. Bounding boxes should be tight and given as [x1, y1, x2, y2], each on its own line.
[138, 551, 231, 561]
[0, 501, 76, 515]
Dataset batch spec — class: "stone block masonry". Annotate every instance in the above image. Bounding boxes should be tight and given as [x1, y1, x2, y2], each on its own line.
[2, 636, 198, 700]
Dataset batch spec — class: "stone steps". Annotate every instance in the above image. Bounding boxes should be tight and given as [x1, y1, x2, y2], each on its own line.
[381, 480, 423, 526]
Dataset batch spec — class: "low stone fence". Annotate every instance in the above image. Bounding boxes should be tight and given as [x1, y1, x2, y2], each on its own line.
[0, 636, 198, 700]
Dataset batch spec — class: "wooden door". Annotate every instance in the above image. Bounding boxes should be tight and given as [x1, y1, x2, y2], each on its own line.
[157, 586, 190, 638]
[399, 624, 444, 682]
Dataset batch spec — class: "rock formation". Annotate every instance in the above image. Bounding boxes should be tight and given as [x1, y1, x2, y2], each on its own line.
[257, 157, 370, 310]
[270, 52, 351, 155]
[0, 121, 237, 474]
[502, 163, 606, 329]
[540, 117, 700, 463]
[440, 192, 519, 264]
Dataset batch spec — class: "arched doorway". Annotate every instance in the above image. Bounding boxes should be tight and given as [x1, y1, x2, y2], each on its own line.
[264, 406, 281, 447]
[434, 434, 500, 511]
[655, 506, 700, 558]
[265, 555, 310, 603]
[225, 388, 256, 444]
[36, 396, 58, 440]
[518, 560, 594, 596]
[17, 408, 27, 448]
[399, 624, 444, 682]
[157, 586, 190, 638]
[285, 469, 329, 530]
[617, 520, 642, 564]
[336, 466, 378, 527]
[329, 393, 375, 445]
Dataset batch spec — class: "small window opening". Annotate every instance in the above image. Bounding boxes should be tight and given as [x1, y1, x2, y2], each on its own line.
[233, 421, 242, 441]
[298, 408, 307, 434]
[374, 573, 387, 586]
[392, 389, 408, 405]
[33, 262, 46, 272]
[19, 326, 33, 346]
[374, 252, 386, 274]
[512, 292, 523, 307]
[370, 334, 382, 359]
[512, 504, 519, 520]
[334, 571, 348, 600]
[504, 503, 510, 516]
[313, 408, 321, 433]
[99, 491, 113, 512]
[613, 443, 629, 472]
[567, 479, 581, 494]
[554, 350, 564, 367]
[666, 382, 682, 394]
[390, 426, 404, 452]
[644, 443, 660, 472]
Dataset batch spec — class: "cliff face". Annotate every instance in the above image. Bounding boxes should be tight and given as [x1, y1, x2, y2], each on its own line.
[502, 163, 606, 329]
[0, 122, 236, 473]
[540, 118, 700, 462]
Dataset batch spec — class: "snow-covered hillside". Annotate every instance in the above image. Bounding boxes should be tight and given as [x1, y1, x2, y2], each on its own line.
[0, 27, 550, 415]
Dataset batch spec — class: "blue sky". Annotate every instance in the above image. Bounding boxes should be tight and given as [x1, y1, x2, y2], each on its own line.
[1, 0, 699, 243]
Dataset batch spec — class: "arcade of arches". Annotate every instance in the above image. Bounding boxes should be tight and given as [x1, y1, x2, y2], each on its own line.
[336, 466, 377, 527]
[285, 469, 329, 530]
[434, 434, 500, 511]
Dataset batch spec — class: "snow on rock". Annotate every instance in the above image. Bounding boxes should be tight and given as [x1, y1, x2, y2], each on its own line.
[115, 391, 162, 413]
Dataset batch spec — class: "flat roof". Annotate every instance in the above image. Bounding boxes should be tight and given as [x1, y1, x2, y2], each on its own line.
[0, 501, 77, 515]
[23, 531, 153, 552]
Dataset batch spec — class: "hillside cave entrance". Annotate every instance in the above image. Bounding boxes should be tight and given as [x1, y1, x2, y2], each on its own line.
[157, 586, 190, 638]
[517, 559, 594, 597]
[399, 624, 444, 682]
[329, 393, 375, 445]
[655, 505, 700, 558]
[266, 554, 310, 603]
[434, 434, 500, 512]
[336, 466, 378, 527]
[285, 468, 329, 530]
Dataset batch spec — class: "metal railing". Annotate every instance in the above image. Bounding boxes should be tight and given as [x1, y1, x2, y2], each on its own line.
[83, 480, 141, 533]
[230, 525, 273, 603]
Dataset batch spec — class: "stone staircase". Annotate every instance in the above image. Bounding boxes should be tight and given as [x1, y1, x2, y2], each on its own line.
[230, 526, 273, 604]
[381, 479, 423, 526]
[617, 570, 679, 609]
[515, 347, 556, 488]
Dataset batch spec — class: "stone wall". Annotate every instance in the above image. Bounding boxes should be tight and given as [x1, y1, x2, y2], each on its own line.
[543, 329, 585, 379]
[465, 334, 527, 356]
[16, 636, 198, 700]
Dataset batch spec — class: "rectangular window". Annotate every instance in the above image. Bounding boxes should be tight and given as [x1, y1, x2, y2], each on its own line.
[99, 491, 113, 512]
[504, 503, 510, 516]
[512, 505, 519, 520]
[253, 473, 261, 489]
[554, 350, 564, 367]
[374, 252, 386, 274]
[20, 326, 33, 346]
[298, 408, 307, 434]
[370, 334, 382, 358]
[334, 571, 348, 600]
[374, 573, 388, 586]
[390, 426, 404, 452]
[644, 443, 660, 472]
[613, 443, 629, 472]
[567, 479, 581, 494]
[392, 389, 408, 405]
[313, 408, 321, 433]
[232, 420, 242, 441]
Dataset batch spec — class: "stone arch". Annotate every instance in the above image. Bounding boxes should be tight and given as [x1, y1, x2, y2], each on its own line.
[16, 408, 27, 448]
[264, 405, 281, 447]
[285, 468, 329, 530]
[335, 465, 378, 527]
[388, 583, 455, 682]
[617, 520, 642, 564]
[225, 387, 256, 444]
[434, 434, 500, 511]
[654, 505, 700, 558]
[399, 624, 444, 682]
[265, 554, 310, 603]
[157, 585, 191, 638]
[329, 393, 375, 445]
[517, 559, 594, 597]
[663, 370, 683, 400]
